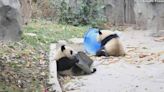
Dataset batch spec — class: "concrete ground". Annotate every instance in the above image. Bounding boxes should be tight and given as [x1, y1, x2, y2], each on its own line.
[58, 30, 164, 92]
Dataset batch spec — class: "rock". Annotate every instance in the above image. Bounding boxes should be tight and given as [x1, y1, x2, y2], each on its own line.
[68, 38, 83, 44]
[0, 0, 22, 41]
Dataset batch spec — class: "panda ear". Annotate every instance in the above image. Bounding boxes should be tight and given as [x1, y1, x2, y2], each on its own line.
[98, 30, 102, 35]
[61, 45, 65, 52]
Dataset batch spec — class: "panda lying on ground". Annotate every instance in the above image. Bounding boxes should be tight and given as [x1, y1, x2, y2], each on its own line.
[54, 45, 96, 76]
[96, 30, 125, 57]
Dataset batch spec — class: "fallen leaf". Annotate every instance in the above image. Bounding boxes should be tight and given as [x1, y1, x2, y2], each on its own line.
[162, 59, 164, 63]
[158, 51, 164, 55]
[154, 37, 164, 42]
[125, 55, 132, 59]
[147, 57, 154, 61]
[142, 47, 148, 49]
[139, 54, 148, 58]
[127, 48, 137, 52]
[26, 61, 32, 68]
[108, 61, 118, 64]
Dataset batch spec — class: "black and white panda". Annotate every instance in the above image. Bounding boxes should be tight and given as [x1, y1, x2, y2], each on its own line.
[96, 30, 125, 57]
[55, 45, 96, 76]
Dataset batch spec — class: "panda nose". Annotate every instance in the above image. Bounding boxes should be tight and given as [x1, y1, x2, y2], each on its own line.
[70, 50, 73, 54]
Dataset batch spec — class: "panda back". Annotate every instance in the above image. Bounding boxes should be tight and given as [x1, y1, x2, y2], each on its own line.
[105, 38, 125, 56]
[104, 38, 120, 55]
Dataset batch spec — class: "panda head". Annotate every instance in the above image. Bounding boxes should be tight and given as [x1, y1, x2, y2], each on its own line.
[97, 30, 113, 42]
[55, 45, 77, 60]
[61, 45, 76, 58]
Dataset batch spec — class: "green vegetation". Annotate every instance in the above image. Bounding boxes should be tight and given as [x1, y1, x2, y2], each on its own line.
[23, 19, 89, 50]
[58, 0, 106, 26]
[0, 19, 89, 91]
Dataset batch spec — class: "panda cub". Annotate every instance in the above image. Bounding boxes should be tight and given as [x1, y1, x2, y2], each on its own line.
[96, 30, 125, 56]
[55, 45, 96, 76]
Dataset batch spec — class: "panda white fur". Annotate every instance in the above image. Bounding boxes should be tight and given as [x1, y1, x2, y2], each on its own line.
[96, 30, 125, 56]
[55, 45, 96, 76]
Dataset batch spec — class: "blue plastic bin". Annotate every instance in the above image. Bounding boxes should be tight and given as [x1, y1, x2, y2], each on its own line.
[83, 28, 101, 55]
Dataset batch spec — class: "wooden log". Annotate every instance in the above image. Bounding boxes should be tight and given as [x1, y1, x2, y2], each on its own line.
[49, 44, 62, 92]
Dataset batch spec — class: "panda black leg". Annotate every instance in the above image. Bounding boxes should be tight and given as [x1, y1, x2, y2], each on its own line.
[96, 50, 106, 57]
[91, 68, 96, 73]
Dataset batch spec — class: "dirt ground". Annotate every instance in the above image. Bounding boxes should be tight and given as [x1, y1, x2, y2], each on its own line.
[57, 30, 164, 92]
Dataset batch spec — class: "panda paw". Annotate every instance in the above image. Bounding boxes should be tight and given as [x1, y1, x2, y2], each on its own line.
[91, 68, 97, 73]
[96, 51, 106, 57]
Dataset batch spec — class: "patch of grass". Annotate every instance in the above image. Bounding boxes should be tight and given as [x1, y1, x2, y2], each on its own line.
[0, 19, 90, 91]
[22, 19, 89, 50]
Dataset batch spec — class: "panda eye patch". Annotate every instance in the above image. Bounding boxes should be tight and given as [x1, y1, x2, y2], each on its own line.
[98, 30, 102, 35]
[70, 50, 73, 55]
